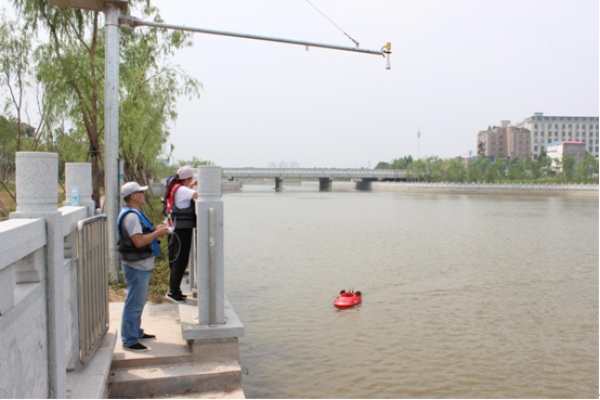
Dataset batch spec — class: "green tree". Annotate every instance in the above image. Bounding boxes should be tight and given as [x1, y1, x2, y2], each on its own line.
[575, 153, 599, 181]
[467, 156, 490, 182]
[0, 115, 17, 194]
[424, 156, 444, 181]
[375, 161, 391, 169]
[507, 158, 526, 181]
[445, 157, 466, 182]
[174, 157, 212, 168]
[561, 154, 575, 181]
[407, 159, 426, 181]
[118, 20, 201, 184]
[525, 157, 540, 180]
[8, 0, 201, 206]
[536, 151, 552, 179]
[492, 157, 510, 182]
[0, 11, 37, 152]
[391, 155, 413, 169]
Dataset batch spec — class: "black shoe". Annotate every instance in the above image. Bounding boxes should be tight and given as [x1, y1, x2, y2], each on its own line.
[165, 292, 186, 304]
[140, 333, 156, 340]
[123, 342, 148, 352]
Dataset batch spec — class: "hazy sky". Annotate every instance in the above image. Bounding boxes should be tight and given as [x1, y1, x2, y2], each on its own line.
[6, 0, 600, 168]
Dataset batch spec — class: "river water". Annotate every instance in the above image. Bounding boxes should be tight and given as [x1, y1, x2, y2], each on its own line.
[222, 185, 598, 398]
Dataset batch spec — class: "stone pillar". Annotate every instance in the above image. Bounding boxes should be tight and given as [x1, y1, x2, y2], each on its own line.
[319, 177, 332, 192]
[195, 166, 224, 325]
[64, 162, 95, 216]
[10, 152, 66, 398]
[355, 179, 373, 191]
[275, 177, 283, 192]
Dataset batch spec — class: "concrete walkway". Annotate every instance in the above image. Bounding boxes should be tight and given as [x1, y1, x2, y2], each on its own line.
[110, 301, 188, 363]
[108, 301, 245, 399]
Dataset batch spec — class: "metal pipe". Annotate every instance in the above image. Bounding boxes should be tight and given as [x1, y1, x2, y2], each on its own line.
[120, 16, 386, 57]
[208, 207, 217, 325]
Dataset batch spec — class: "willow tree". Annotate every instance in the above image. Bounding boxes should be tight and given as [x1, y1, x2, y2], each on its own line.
[407, 158, 427, 181]
[0, 11, 37, 153]
[9, 0, 200, 207]
[445, 157, 466, 182]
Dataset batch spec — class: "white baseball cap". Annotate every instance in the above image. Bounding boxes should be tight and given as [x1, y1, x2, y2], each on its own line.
[121, 181, 149, 198]
[177, 166, 197, 180]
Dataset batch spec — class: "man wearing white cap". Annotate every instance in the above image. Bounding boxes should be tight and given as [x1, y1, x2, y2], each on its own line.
[117, 181, 171, 352]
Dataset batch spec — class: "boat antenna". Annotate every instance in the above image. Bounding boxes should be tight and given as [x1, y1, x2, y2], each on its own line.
[304, 0, 360, 48]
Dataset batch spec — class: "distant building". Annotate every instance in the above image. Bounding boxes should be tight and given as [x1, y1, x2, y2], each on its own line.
[478, 113, 599, 160]
[477, 120, 530, 159]
[515, 112, 599, 159]
[546, 141, 586, 171]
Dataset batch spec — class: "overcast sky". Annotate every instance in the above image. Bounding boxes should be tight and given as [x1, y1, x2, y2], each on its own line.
[145, 0, 598, 168]
[6, 0, 599, 168]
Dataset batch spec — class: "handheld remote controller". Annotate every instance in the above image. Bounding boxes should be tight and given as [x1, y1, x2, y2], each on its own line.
[164, 218, 174, 233]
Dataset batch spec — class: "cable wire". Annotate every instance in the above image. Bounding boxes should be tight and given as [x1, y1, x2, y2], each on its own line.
[167, 230, 182, 263]
[303, 0, 360, 47]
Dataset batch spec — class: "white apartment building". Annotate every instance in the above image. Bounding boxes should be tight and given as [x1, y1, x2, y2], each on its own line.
[515, 112, 599, 159]
[546, 141, 586, 171]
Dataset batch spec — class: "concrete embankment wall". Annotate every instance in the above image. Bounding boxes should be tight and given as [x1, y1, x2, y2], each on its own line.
[302, 181, 599, 197]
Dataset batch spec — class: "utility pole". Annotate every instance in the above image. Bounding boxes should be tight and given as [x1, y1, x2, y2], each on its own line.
[417, 128, 421, 160]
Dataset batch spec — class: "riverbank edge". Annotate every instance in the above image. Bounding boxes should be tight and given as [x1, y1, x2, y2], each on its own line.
[301, 181, 599, 197]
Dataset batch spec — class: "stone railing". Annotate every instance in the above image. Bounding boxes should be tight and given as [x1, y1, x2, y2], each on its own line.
[370, 181, 599, 193]
[0, 153, 98, 398]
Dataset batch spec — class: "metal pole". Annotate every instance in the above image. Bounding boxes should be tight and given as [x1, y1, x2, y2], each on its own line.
[105, 3, 121, 280]
[120, 16, 387, 57]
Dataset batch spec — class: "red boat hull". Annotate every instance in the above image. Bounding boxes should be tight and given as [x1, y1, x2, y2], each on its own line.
[333, 292, 362, 309]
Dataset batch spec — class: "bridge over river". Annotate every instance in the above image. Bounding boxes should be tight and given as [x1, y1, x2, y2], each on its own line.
[222, 168, 407, 191]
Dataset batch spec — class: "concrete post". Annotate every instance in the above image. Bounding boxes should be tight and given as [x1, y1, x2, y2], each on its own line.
[275, 177, 283, 192]
[355, 179, 373, 191]
[195, 166, 224, 325]
[104, 3, 121, 280]
[64, 162, 95, 216]
[10, 152, 66, 398]
[319, 177, 332, 191]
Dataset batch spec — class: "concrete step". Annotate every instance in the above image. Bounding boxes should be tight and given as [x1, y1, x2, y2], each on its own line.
[107, 360, 242, 399]
[66, 329, 118, 399]
[161, 388, 246, 399]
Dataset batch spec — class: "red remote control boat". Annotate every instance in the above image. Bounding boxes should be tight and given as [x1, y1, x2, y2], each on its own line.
[333, 289, 362, 309]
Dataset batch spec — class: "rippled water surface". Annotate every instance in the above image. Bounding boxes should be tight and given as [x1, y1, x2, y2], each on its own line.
[222, 186, 598, 398]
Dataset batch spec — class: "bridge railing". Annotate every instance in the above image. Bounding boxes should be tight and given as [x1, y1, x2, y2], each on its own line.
[222, 168, 407, 179]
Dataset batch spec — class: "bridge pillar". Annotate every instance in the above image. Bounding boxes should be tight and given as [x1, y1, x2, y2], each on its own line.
[274, 177, 283, 192]
[355, 179, 373, 191]
[319, 178, 332, 192]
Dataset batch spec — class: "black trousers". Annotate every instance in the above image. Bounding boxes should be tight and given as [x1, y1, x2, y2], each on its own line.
[168, 228, 193, 296]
